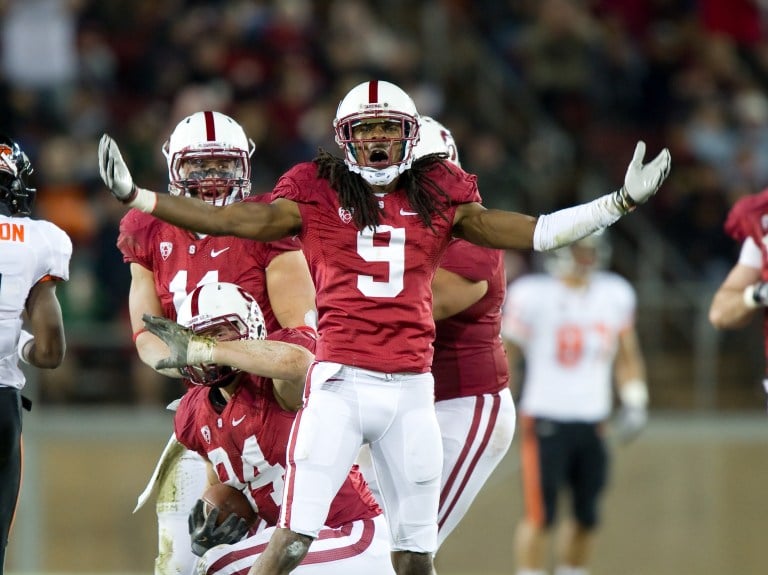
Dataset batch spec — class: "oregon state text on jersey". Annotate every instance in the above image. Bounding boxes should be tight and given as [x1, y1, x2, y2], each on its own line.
[0, 215, 71, 390]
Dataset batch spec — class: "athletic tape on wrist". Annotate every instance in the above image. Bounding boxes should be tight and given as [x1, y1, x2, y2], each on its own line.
[533, 193, 623, 252]
[743, 284, 760, 309]
[620, 379, 649, 410]
[129, 187, 157, 213]
[187, 338, 216, 365]
[17, 330, 34, 364]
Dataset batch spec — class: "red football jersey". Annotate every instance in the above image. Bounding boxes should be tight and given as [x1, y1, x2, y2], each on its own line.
[724, 188, 768, 367]
[273, 162, 480, 372]
[432, 239, 509, 401]
[174, 328, 380, 527]
[117, 193, 301, 332]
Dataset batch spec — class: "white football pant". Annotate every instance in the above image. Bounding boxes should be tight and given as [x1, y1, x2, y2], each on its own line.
[283, 362, 443, 553]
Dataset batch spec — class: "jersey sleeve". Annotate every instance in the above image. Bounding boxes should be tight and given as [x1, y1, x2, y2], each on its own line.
[724, 189, 768, 242]
[269, 327, 317, 353]
[271, 163, 321, 205]
[428, 162, 482, 205]
[173, 391, 204, 454]
[439, 239, 498, 282]
[38, 220, 72, 281]
[117, 209, 154, 268]
[501, 276, 540, 343]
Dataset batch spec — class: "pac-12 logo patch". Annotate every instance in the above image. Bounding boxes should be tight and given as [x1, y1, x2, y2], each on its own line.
[338, 207, 353, 224]
[160, 241, 173, 260]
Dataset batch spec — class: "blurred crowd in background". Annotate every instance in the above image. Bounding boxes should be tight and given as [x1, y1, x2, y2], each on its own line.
[3, 0, 767, 405]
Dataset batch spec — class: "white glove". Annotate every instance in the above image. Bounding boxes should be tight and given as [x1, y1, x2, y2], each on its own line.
[615, 379, 649, 444]
[98, 134, 137, 203]
[17, 329, 34, 364]
[614, 141, 671, 213]
[615, 405, 648, 444]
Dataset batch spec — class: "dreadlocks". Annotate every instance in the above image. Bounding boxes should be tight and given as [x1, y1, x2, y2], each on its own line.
[313, 150, 454, 232]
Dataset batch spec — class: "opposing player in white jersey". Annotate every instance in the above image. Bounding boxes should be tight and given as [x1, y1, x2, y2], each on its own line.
[357, 116, 516, 550]
[0, 136, 70, 575]
[141, 282, 394, 575]
[502, 233, 648, 575]
[118, 112, 315, 575]
[99, 80, 670, 575]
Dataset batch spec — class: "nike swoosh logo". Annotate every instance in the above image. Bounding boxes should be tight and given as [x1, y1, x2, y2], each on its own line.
[211, 247, 231, 258]
[232, 415, 246, 426]
[399, 208, 419, 216]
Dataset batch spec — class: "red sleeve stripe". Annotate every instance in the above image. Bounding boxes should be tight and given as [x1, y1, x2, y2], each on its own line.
[132, 328, 148, 343]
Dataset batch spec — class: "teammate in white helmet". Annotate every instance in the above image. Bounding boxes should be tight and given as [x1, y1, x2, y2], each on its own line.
[141, 283, 393, 575]
[0, 135, 70, 575]
[502, 231, 648, 575]
[356, 116, 516, 551]
[116, 111, 315, 575]
[99, 80, 670, 575]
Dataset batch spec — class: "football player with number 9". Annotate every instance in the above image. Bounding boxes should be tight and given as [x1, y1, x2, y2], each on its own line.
[116, 111, 315, 575]
[100, 80, 670, 575]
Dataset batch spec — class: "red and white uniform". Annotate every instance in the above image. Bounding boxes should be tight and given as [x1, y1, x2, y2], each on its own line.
[176, 329, 393, 575]
[272, 162, 479, 553]
[724, 189, 768, 374]
[118, 193, 300, 332]
[0, 215, 70, 390]
[432, 239, 515, 548]
[118, 193, 302, 575]
[502, 272, 636, 421]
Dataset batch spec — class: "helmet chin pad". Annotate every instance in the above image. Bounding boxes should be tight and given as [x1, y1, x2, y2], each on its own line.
[346, 163, 404, 186]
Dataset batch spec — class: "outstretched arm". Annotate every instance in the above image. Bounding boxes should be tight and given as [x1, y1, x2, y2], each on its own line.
[143, 315, 312, 409]
[454, 141, 671, 250]
[98, 134, 302, 241]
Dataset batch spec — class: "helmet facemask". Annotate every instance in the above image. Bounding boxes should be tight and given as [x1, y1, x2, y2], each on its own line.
[169, 147, 250, 206]
[544, 232, 611, 278]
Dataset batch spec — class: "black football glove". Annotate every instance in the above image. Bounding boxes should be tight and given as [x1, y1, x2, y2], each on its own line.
[188, 499, 249, 557]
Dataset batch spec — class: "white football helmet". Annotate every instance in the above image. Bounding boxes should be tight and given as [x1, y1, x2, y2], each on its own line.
[176, 282, 266, 386]
[414, 116, 461, 167]
[162, 111, 256, 206]
[544, 230, 612, 278]
[333, 80, 420, 186]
